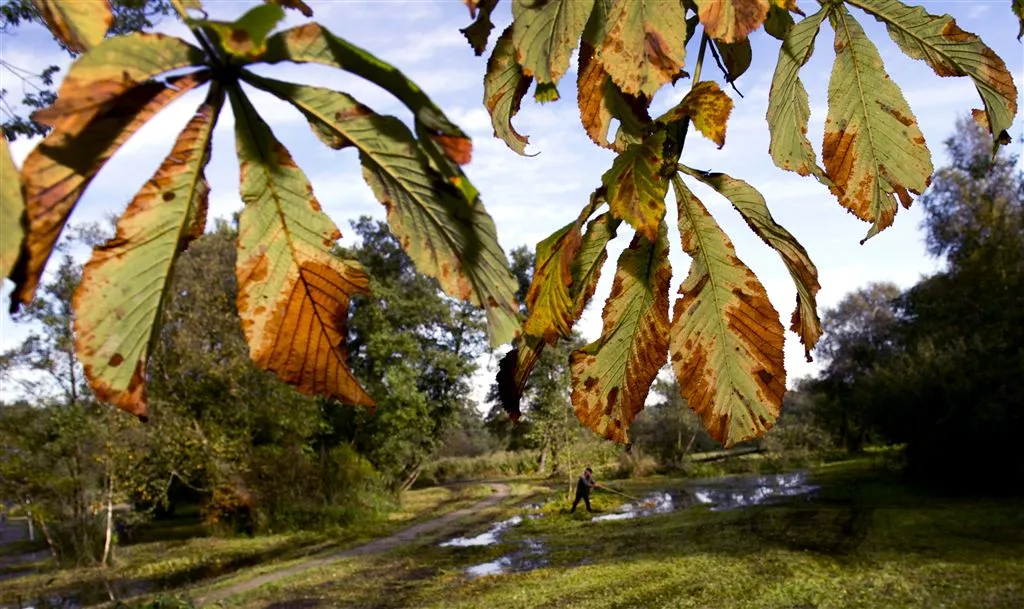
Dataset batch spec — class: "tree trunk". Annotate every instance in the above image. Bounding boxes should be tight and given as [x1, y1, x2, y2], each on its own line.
[400, 463, 422, 493]
[101, 473, 114, 567]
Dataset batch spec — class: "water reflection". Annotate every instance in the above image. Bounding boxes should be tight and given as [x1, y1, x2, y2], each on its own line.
[438, 516, 523, 548]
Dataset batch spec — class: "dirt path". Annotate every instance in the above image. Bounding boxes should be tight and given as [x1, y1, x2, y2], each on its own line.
[194, 482, 511, 606]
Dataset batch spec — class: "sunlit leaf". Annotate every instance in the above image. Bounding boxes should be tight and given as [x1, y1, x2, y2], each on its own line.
[825, 6, 932, 242]
[249, 75, 522, 347]
[847, 0, 1019, 149]
[657, 80, 734, 149]
[670, 176, 785, 447]
[229, 89, 374, 408]
[260, 24, 472, 165]
[482, 25, 532, 155]
[695, 0, 770, 43]
[602, 130, 669, 243]
[571, 222, 672, 444]
[461, 0, 499, 55]
[771, 0, 803, 14]
[10, 72, 210, 313]
[31, 0, 113, 53]
[570, 209, 620, 320]
[74, 86, 223, 419]
[681, 166, 822, 361]
[197, 3, 286, 59]
[0, 135, 24, 280]
[766, 6, 831, 184]
[511, 0, 593, 84]
[716, 39, 752, 83]
[522, 224, 580, 344]
[599, 0, 688, 98]
[534, 82, 560, 103]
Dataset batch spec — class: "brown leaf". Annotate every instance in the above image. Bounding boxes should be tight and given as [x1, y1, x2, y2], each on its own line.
[658, 80, 733, 148]
[267, 0, 313, 17]
[9, 72, 210, 313]
[31, 0, 113, 53]
[571, 223, 672, 444]
[599, 0, 689, 98]
[74, 87, 221, 419]
[695, 0, 771, 43]
[578, 41, 651, 151]
[971, 108, 1012, 145]
[602, 130, 670, 243]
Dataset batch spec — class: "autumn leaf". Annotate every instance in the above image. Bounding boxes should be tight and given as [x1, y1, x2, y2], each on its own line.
[247, 74, 521, 347]
[824, 6, 932, 242]
[461, 0, 499, 55]
[716, 39, 752, 83]
[670, 176, 785, 447]
[195, 3, 286, 59]
[599, 0, 688, 98]
[534, 82, 560, 103]
[763, 4, 796, 40]
[31, 0, 113, 53]
[577, 41, 650, 151]
[571, 222, 672, 444]
[681, 166, 822, 361]
[695, 0, 770, 43]
[482, 25, 533, 155]
[766, 6, 832, 184]
[511, 0, 593, 84]
[1015, 0, 1024, 40]
[10, 72, 210, 313]
[523, 223, 581, 344]
[0, 135, 24, 280]
[74, 86, 223, 419]
[657, 80, 734, 148]
[570, 210, 620, 320]
[602, 130, 670, 243]
[230, 89, 374, 408]
[30, 34, 206, 137]
[771, 0, 803, 14]
[260, 24, 472, 165]
[846, 0, 1019, 149]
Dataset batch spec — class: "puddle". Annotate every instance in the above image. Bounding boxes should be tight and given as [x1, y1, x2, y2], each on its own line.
[439, 515, 523, 548]
[687, 471, 819, 512]
[465, 539, 547, 578]
[591, 471, 819, 522]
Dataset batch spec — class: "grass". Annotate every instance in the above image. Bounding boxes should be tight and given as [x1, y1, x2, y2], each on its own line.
[212, 458, 1024, 609]
[0, 483, 501, 606]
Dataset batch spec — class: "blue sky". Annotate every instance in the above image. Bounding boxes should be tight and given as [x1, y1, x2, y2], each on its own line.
[1, 0, 1022, 409]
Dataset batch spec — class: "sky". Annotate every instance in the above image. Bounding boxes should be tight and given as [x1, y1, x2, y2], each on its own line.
[1, 0, 1022, 411]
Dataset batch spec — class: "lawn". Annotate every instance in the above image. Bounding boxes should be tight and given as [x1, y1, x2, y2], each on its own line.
[210, 459, 1024, 609]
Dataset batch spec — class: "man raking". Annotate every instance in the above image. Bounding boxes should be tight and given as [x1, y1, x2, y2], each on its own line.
[571, 467, 597, 513]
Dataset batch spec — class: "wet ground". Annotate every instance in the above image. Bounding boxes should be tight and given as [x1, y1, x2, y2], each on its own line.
[437, 470, 820, 578]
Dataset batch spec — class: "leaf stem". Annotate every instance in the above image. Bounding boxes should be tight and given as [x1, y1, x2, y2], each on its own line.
[169, 0, 225, 72]
[667, 32, 710, 167]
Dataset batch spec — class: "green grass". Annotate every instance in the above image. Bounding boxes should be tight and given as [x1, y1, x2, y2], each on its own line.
[214, 459, 1024, 609]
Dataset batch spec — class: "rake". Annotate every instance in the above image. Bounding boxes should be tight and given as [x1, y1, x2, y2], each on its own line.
[596, 484, 659, 509]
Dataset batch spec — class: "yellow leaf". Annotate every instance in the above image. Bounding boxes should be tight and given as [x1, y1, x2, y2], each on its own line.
[657, 80, 734, 148]
[31, 0, 113, 53]
[1, 135, 24, 280]
[602, 130, 670, 243]
[599, 0, 688, 98]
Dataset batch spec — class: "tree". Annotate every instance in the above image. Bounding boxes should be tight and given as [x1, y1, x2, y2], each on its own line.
[0, 0, 1019, 453]
[328, 217, 487, 491]
[810, 282, 901, 451]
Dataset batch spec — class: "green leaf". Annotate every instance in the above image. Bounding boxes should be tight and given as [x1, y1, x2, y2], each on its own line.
[681, 166, 822, 361]
[30, 33, 206, 137]
[571, 222, 672, 444]
[460, 0, 499, 55]
[511, 0, 593, 84]
[248, 75, 522, 348]
[74, 85, 223, 419]
[0, 135, 24, 280]
[695, 0, 770, 43]
[571, 209, 620, 319]
[523, 223, 580, 344]
[260, 24, 472, 165]
[31, 0, 113, 53]
[483, 25, 533, 155]
[766, 6, 832, 184]
[602, 130, 669, 243]
[764, 4, 796, 40]
[10, 71, 210, 313]
[670, 176, 785, 447]
[599, 0, 689, 98]
[1015, 0, 1024, 41]
[846, 0, 1019, 149]
[716, 39, 752, 83]
[825, 6, 932, 242]
[196, 3, 286, 59]
[229, 88, 375, 408]
[534, 82, 560, 103]
[657, 80, 734, 149]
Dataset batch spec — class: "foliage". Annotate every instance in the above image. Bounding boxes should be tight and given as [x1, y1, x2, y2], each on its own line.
[0, 0, 1019, 452]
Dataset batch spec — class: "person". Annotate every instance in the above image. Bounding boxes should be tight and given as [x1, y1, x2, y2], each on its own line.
[571, 466, 597, 513]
